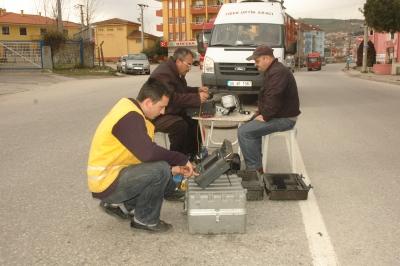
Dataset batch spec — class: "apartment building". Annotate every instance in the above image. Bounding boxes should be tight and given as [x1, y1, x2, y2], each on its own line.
[155, 0, 231, 53]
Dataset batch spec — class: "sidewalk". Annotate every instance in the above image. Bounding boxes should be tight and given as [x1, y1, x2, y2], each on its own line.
[343, 67, 400, 86]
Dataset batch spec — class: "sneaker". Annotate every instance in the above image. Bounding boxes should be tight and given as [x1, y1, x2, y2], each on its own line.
[164, 190, 185, 202]
[130, 219, 172, 233]
[99, 201, 130, 220]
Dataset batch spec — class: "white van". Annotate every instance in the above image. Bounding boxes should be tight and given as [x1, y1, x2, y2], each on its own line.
[202, 0, 293, 94]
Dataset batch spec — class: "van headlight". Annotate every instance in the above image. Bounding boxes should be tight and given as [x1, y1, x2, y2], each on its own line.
[203, 56, 214, 74]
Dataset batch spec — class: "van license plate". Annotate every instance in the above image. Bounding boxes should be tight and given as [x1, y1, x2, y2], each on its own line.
[227, 81, 252, 87]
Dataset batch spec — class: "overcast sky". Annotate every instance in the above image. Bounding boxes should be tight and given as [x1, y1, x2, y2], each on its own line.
[0, 0, 366, 36]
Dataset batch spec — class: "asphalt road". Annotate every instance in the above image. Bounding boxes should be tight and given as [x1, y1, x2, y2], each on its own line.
[0, 64, 399, 265]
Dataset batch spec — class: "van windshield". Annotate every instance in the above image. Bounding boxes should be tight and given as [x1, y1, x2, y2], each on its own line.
[210, 23, 283, 47]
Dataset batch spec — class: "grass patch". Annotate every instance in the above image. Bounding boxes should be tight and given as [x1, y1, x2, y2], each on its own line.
[53, 66, 117, 77]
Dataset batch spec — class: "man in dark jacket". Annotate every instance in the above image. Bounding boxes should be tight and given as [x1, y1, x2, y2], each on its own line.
[238, 45, 301, 172]
[151, 47, 209, 158]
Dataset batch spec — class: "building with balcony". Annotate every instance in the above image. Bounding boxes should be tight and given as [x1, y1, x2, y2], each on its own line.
[0, 8, 80, 41]
[155, 0, 231, 54]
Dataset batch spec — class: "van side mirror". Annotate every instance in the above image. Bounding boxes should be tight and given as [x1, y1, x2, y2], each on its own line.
[285, 42, 297, 55]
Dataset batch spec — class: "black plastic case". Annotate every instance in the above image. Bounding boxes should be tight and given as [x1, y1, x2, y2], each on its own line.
[263, 173, 311, 200]
[237, 170, 264, 201]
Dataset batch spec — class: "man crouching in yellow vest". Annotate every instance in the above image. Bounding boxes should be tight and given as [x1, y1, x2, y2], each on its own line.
[87, 78, 196, 233]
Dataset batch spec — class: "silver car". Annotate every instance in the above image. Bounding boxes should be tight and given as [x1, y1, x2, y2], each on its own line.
[124, 53, 151, 75]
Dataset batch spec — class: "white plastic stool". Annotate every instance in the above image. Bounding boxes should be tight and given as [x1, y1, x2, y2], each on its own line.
[262, 128, 297, 173]
[155, 132, 170, 149]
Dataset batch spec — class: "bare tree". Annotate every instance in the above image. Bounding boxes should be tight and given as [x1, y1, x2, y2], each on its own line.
[33, 0, 71, 21]
[75, 0, 101, 26]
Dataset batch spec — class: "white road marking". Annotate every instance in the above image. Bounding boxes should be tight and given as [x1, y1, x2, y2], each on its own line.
[294, 140, 339, 265]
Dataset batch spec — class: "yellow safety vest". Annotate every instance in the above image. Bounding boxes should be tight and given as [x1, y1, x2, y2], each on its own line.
[87, 98, 155, 193]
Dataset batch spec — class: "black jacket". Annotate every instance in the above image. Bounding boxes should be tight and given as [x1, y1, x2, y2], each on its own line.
[150, 58, 201, 116]
[258, 59, 300, 121]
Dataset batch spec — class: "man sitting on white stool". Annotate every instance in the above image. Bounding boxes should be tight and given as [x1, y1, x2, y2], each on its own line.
[238, 45, 301, 173]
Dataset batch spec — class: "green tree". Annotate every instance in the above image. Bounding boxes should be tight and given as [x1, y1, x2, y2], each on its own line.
[143, 40, 168, 63]
[363, 0, 400, 34]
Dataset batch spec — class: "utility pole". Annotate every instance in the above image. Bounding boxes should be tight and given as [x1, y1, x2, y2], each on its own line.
[56, 0, 63, 33]
[86, 0, 91, 41]
[297, 20, 302, 69]
[362, 24, 368, 73]
[76, 4, 85, 33]
[138, 3, 148, 52]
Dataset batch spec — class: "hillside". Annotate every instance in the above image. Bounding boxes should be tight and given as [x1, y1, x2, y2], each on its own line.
[301, 18, 365, 34]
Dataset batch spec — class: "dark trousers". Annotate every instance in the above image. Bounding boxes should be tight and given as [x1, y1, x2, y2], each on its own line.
[101, 161, 170, 225]
[154, 114, 201, 157]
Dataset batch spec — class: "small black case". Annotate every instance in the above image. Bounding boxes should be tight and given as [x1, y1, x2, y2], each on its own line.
[263, 173, 312, 200]
[237, 170, 264, 201]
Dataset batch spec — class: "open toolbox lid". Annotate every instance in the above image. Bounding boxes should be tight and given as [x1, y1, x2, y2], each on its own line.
[263, 173, 312, 200]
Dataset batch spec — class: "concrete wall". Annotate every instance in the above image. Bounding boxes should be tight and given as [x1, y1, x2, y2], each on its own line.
[41, 45, 53, 69]
[52, 41, 81, 68]
[82, 41, 94, 67]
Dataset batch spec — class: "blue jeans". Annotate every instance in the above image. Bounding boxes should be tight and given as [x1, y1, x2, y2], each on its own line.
[238, 118, 296, 171]
[102, 161, 171, 225]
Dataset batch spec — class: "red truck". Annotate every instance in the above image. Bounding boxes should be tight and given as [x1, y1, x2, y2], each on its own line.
[306, 52, 322, 71]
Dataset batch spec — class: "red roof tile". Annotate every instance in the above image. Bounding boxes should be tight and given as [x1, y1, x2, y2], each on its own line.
[0, 11, 80, 28]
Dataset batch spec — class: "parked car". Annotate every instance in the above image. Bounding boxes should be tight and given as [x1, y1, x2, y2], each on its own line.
[116, 55, 128, 73]
[125, 53, 151, 75]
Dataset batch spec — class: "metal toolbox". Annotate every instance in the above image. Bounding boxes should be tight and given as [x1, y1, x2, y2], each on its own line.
[263, 173, 311, 200]
[186, 174, 247, 234]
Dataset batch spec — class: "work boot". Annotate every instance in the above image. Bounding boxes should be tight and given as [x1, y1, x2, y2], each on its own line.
[164, 189, 185, 202]
[99, 201, 131, 220]
[130, 219, 172, 233]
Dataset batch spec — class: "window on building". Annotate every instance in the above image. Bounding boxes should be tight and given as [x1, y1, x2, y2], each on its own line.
[181, 33, 186, 40]
[169, 33, 174, 40]
[194, 16, 205, 23]
[117, 27, 123, 31]
[40, 28, 47, 35]
[168, 17, 174, 24]
[19, 27, 27, 36]
[175, 1, 179, 8]
[107, 28, 114, 31]
[169, 2, 173, 9]
[98, 28, 104, 32]
[181, 1, 185, 8]
[2, 26, 10, 35]
[194, 1, 204, 7]
[136, 39, 142, 43]
[175, 32, 180, 40]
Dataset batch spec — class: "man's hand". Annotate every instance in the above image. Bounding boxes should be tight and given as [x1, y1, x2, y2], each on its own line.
[198, 86, 209, 93]
[171, 161, 198, 178]
[199, 91, 209, 103]
[254, 114, 265, 122]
